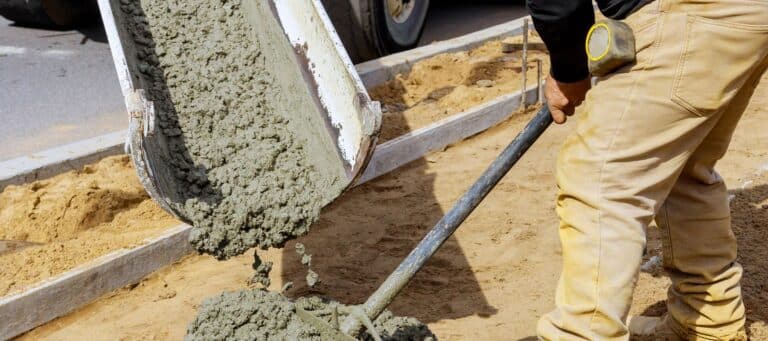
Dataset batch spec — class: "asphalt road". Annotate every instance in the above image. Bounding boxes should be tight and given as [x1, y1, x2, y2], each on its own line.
[0, 2, 527, 161]
[0, 16, 125, 161]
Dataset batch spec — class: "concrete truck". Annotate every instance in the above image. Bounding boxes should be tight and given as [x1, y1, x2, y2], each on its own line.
[0, 0, 429, 62]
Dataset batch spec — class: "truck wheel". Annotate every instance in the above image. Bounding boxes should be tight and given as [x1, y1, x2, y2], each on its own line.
[375, 0, 429, 54]
[0, 0, 98, 28]
[322, 0, 429, 63]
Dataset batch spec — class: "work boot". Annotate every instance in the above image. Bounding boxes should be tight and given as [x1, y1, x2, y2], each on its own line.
[629, 315, 749, 341]
[628, 315, 682, 341]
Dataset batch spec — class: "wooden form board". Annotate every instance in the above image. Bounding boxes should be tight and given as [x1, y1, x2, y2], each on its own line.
[0, 131, 126, 191]
[357, 86, 539, 184]
[0, 225, 193, 339]
[0, 16, 539, 340]
[355, 16, 532, 88]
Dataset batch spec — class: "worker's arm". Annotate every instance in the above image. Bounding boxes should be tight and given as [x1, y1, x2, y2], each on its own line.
[527, 0, 595, 123]
[527, 0, 642, 124]
[526, 0, 594, 83]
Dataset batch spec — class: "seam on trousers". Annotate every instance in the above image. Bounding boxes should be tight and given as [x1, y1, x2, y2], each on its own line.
[671, 15, 696, 115]
[587, 53, 641, 339]
[754, 53, 768, 88]
[587, 12, 665, 336]
[647, 12, 665, 67]
[661, 202, 675, 268]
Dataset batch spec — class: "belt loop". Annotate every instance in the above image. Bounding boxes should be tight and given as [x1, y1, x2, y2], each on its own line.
[629, 0, 656, 15]
[658, 0, 671, 12]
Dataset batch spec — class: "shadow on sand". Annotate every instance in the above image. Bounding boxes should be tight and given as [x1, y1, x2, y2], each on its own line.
[280, 77, 498, 324]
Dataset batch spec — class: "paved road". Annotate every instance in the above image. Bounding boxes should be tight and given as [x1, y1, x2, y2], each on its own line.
[420, 2, 528, 44]
[0, 17, 125, 161]
[0, 2, 527, 161]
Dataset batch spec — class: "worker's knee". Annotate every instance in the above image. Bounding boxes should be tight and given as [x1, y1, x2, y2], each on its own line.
[555, 133, 601, 192]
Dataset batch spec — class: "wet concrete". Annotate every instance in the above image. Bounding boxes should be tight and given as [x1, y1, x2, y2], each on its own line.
[295, 242, 319, 287]
[120, 0, 346, 259]
[185, 289, 435, 340]
[250, 252, 272, 288]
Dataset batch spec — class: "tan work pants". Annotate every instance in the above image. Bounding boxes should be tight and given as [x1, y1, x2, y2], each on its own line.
[537, 0, 768, 340]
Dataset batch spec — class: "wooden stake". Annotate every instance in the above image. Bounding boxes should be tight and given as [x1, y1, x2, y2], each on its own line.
[536, 58, 543, 104]
[521, 19, 529, 111]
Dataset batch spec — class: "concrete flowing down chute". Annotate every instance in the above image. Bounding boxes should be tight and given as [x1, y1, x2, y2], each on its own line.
[99, 0, 381, 236]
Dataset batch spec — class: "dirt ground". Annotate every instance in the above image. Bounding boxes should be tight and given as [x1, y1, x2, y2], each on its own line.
[0, 155, 179, 297]
[14, 37, 768, 340]
[370, 39, 547, 141]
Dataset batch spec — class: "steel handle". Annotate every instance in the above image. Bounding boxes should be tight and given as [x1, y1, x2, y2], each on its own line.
[340, 106, 553, 335]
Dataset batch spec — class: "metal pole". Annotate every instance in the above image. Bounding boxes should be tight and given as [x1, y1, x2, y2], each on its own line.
[340, 106, 554, 336]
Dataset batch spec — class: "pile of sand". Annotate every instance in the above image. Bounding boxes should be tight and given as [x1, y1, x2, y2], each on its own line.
[0, 155, 178, 296]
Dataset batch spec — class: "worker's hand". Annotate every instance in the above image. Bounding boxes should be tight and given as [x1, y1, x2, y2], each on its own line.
[545, 75, 591, 124]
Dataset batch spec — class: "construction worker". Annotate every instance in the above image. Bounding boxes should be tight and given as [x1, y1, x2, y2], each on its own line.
[527, 0, 767, 339]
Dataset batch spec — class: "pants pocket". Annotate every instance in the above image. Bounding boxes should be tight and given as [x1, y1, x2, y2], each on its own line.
[671, 15, 768, 116]
[622, 2, 661, 67]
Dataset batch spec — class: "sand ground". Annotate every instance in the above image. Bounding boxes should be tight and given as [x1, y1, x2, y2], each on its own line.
[0, 156, 179, 297]
[9, 37, 768, 339]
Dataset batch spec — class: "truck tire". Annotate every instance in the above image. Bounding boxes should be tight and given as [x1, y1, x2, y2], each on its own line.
[0, 0, 98, 28]
[322, 0, 429, 63]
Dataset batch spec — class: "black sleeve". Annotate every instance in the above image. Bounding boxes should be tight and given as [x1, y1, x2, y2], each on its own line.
[526, 0, 595, 83]
[598, 0, 642, 20]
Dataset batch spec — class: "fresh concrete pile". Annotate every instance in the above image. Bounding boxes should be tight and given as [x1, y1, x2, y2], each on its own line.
[185, 289, 435, 341]
[121, 0, 345, 260]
